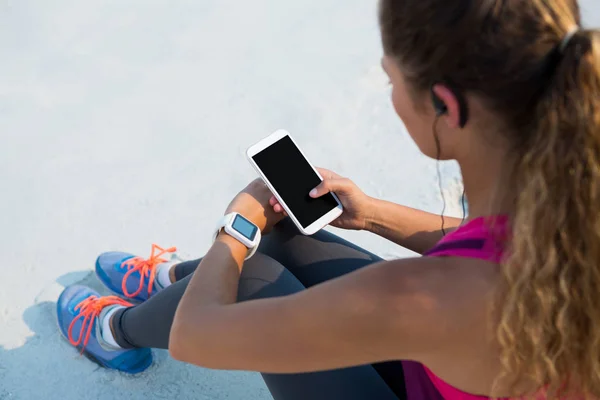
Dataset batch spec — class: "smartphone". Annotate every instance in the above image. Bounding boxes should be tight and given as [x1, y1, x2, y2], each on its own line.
[246, 129, 343, 235]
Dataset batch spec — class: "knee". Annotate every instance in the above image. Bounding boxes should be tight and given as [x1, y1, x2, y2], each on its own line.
[258, 218, 299, 257]
[237, 253, 305, 302]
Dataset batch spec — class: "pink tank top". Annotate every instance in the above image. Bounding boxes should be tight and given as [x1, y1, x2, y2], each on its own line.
[421, 216, 510, 400]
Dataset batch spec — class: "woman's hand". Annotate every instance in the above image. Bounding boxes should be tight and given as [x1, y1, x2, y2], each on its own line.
[270, 168, 374, 231]
[226, 179, 285, 234]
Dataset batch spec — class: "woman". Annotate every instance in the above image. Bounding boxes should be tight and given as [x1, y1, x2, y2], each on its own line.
[57, 0, 600, 398]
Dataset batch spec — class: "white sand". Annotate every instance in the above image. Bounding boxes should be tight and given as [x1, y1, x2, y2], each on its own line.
[1, 1, 599, 399]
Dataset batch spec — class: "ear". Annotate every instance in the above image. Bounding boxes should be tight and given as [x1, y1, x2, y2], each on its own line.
[431, 83, 464, 129]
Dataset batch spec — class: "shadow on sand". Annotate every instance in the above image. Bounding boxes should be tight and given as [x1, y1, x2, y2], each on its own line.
[0, 271, 269, 400]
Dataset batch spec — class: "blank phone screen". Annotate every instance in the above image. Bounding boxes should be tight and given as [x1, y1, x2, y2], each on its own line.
[252, 135, 339, 228]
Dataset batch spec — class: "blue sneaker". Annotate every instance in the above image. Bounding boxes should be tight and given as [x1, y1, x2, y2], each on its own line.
[57, 285, 153, 373]
[95, 244, 181, 302]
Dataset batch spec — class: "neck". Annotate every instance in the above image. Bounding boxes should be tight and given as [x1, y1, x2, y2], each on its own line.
[457, 141, 513, 220]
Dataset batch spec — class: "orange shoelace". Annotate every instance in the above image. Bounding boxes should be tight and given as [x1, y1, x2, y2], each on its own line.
[68, 295, 133, 353]
[121, 244, 177, 298]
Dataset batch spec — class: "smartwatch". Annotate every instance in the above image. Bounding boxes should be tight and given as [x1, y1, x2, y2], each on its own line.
[213, 212, 261, 260]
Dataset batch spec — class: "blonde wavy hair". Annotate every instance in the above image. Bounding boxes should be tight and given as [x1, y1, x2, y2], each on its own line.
[379, 0, 600, 398]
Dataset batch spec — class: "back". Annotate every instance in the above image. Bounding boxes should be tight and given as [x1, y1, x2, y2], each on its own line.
[404, 216, 529, 399]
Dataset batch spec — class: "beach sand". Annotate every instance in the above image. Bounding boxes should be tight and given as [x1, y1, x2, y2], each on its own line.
[1, 1, 599, 398]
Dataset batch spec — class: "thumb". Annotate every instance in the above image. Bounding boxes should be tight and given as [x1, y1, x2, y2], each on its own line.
[309, 178, 352, 198]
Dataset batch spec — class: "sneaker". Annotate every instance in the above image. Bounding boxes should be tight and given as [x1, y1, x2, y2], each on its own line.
[95, 244, 181, 302]
[57, 285, 153, 373]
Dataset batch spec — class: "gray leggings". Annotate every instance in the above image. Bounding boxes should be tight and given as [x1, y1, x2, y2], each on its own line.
[111, 219, 407, 400]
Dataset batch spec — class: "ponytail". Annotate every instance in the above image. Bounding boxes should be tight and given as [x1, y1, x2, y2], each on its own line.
[497, 29, 600, 398]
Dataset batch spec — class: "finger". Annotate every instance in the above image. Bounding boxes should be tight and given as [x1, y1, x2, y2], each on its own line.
[315, 167, 342, 180]
[269, 196, 278, 206]
[309, 178, 352, 198]
[274, 204, 284, 213]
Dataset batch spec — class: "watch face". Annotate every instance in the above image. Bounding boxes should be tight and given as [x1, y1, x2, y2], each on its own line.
[232, 214, 258, 241]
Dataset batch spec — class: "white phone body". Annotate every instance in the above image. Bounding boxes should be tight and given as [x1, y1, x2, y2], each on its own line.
[246, 129, 343, 235]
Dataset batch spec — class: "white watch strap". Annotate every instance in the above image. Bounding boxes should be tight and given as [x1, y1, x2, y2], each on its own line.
[245, 234, 260, 259]
[213, 213, 235, 242]
[213, 213, 261, 260]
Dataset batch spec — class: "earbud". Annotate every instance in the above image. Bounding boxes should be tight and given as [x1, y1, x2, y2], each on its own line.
[430, 82, 469, 128]
[431, 88, 448, 116]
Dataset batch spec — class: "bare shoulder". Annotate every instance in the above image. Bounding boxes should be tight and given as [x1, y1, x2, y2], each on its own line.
[365, 256, 498, 360]
[372, 255, 498, 307]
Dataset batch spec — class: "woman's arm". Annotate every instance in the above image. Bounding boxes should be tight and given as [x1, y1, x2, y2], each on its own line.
[365, 198, 463, 254]
[169, 233, 483, 372]
[294, 168, 463, 255]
